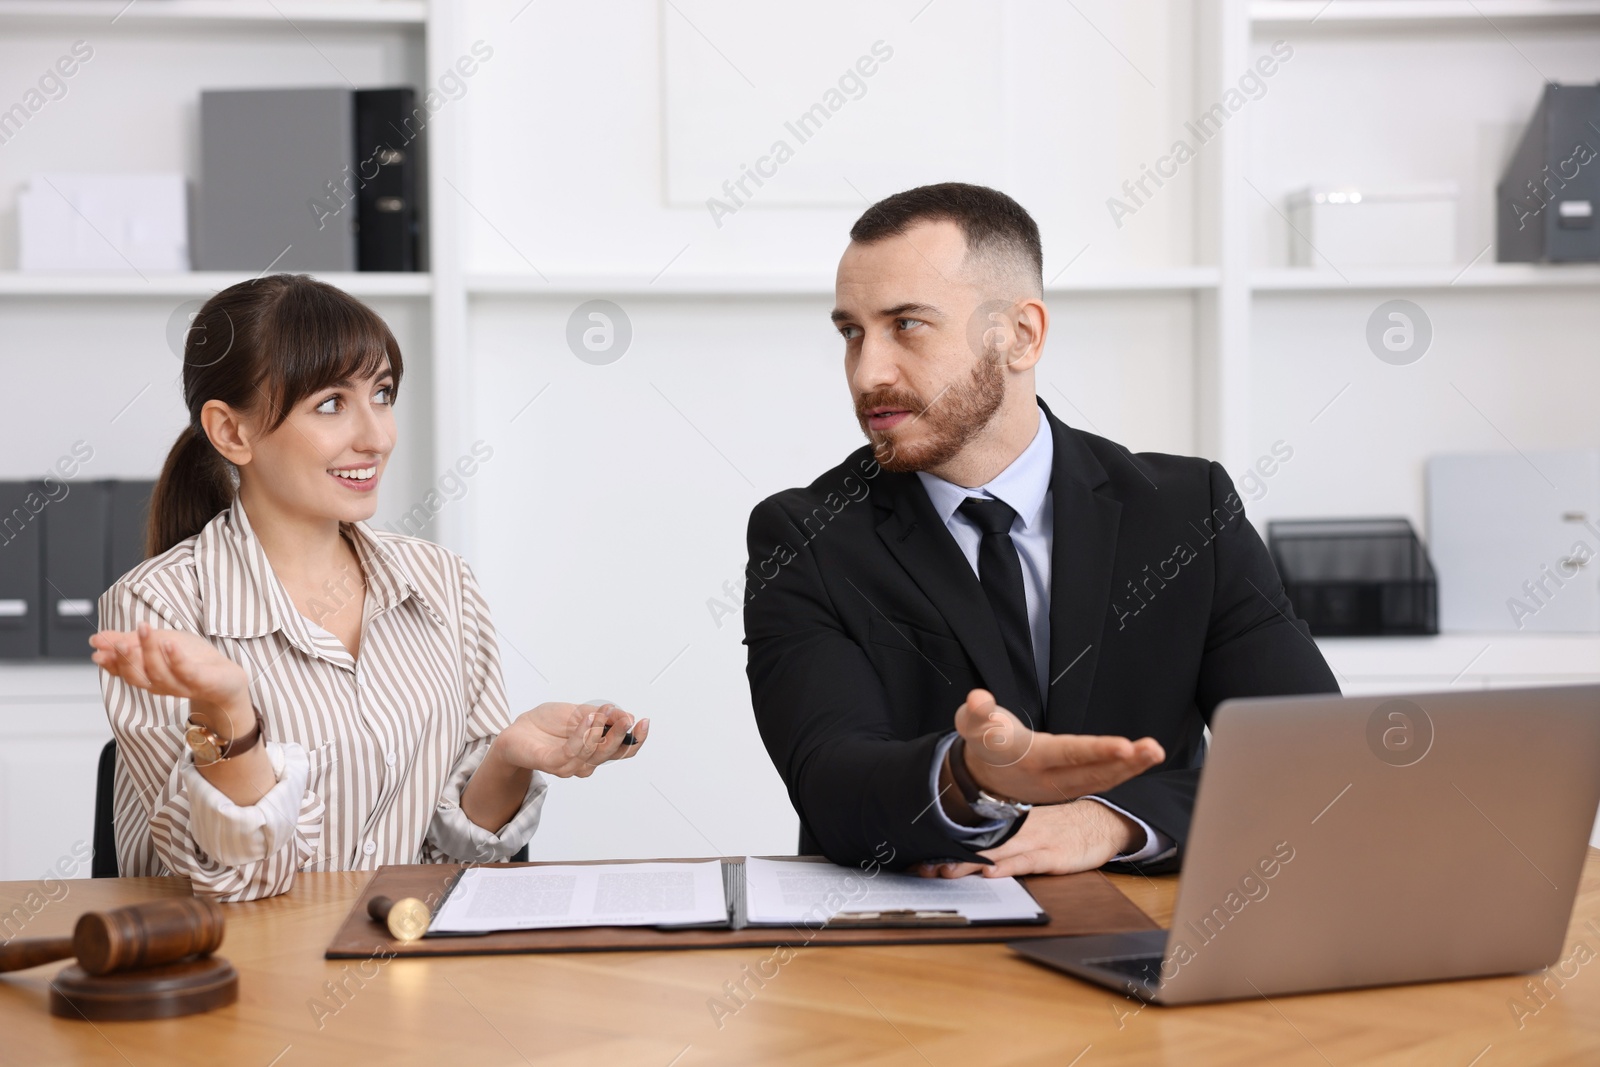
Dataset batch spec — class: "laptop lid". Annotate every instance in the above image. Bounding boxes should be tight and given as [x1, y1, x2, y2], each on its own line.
[1153, 685, 1600, 1005]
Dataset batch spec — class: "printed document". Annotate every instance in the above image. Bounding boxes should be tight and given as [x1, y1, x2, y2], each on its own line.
[741, 857, 1044, 925]
[430, 861, 727, 933]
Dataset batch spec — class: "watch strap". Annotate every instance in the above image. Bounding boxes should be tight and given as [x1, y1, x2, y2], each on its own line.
[222, 709, 264, 758]
[187, 708, 264, 766]
[947, 735, 982, 803]
[948, 736, 1030, 815]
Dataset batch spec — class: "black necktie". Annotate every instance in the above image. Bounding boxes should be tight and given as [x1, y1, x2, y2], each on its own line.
[957, 497, 1041, 724]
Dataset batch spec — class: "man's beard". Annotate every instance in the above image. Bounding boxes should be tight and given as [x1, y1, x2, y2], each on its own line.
[854, 349, 1006, 473]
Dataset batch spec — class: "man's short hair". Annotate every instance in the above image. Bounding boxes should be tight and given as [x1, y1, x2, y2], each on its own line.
[848, 182, 1044, 296]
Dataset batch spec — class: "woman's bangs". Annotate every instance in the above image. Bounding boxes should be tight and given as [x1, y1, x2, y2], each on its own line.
[260, 279, 404, 428]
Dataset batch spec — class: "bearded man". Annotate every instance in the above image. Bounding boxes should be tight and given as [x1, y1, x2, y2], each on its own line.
[742, 183, 1338, 877]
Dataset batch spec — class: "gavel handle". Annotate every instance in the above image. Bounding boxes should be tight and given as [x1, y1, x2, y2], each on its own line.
[0, 936, 75, 974]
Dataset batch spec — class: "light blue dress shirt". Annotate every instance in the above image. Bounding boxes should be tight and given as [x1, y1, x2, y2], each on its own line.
[916, 414, 1172, 863]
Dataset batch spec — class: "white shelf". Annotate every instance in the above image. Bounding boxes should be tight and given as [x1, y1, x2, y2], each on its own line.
[467, 267, 1221, 298]
[470, 273, 835, 297]
[1317, 633, 1600, 691]
[1252, 264, 1600, 292]
[0, 663, 101, 703]
[0, 0, 426, 26]
[1251, 0, 1600, 26]
[0, 271, 432, 298]
[1050, 267, 1220, 293]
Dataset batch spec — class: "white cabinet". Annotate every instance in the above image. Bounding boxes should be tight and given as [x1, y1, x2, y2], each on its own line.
[0, 665, 109, 881]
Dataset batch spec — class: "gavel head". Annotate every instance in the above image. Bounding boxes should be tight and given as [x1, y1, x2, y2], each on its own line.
[73, 897, 226, 977]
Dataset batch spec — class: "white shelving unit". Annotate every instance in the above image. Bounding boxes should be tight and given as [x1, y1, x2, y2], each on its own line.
[0, 270, 433, 297]
[466, 266, 1222, 297]
[1253, 264, 1600, 291]
[1251, 1, 1600, 26]
[1318, 634, 1600, 695]
[0, 0, 446, 880]
[1, 0, 1597, 877]
[0, 1, 426, 26]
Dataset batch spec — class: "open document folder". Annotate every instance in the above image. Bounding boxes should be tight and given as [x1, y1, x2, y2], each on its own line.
[427, 857, 1048, 935]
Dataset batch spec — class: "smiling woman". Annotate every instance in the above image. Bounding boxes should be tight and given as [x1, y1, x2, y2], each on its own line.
[88, 275, 650, 902]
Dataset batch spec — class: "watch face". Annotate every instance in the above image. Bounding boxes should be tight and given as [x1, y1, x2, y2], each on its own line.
[972, 791, 1031, 821]
[186, 723, 222, 765]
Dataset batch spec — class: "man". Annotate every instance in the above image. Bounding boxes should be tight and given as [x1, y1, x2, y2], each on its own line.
[743, 183, 1338, 878]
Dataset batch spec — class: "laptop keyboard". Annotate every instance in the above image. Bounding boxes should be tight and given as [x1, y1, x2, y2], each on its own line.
[1083, 953, 1164, 985]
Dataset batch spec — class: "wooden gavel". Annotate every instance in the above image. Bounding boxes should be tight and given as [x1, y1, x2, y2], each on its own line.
[0, 898, 224, 977]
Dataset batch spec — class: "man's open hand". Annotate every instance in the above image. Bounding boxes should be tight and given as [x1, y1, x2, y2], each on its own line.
[955, 688, 1164, 804]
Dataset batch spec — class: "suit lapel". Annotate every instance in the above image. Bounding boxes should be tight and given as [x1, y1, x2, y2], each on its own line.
[1041, 403, 1122, 734]
[875, 474, 1027, 716]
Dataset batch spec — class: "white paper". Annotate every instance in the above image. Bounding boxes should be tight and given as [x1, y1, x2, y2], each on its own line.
[742, 857, 1044, 926]
[429, 861, 728, 934]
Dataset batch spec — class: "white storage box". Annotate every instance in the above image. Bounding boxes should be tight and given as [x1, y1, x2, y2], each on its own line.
[1286, 183, 1457, 268]
[18, 172, 189, 272]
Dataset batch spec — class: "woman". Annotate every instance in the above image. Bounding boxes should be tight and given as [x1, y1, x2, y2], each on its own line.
[90, 274, 647, 901]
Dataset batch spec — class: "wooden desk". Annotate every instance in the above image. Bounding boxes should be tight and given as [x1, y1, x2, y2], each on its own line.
[5, 853, 1600, 1066]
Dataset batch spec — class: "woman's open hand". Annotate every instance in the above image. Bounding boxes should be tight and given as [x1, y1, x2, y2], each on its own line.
[90, 621, 252, 731]
[492, 702, 650, 778]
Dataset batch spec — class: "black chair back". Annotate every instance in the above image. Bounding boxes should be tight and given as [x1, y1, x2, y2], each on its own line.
[92, 739, 118, 877]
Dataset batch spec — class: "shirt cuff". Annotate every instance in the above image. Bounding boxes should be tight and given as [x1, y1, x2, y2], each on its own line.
[1081, 796, 1175, 864]
[426, 742, 548, 863]
[926, 732, 1017, 850]
[183, 740, 309, 867]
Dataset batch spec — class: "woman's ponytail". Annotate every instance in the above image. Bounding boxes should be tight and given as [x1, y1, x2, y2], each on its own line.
[146, 424, 234, 557]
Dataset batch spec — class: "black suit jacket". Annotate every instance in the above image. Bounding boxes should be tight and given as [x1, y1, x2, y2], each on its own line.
[742, 400, 1339, 873]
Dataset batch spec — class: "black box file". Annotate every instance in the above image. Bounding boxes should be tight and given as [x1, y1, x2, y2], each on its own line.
[1497, 82, 1600, 263]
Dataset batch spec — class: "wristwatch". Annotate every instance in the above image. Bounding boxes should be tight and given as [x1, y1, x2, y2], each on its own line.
[948, 736, 1032, 821]
[185, 708, 265, 767]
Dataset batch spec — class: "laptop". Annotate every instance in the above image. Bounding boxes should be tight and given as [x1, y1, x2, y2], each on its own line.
[1011, 685, 1600, 1005]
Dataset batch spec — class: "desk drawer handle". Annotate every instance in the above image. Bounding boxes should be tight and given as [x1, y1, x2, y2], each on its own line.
[56, 598, 93, 618]
[0, 599, 26, 618]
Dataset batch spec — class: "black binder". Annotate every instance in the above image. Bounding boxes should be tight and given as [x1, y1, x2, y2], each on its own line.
[107, 480, 154, 584]
[42, 480, 112, 658]
[354, 88, 421, 272]
[0, 482, 43, 659]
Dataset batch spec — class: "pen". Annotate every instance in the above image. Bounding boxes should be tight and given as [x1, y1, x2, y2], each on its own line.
[600, 721, 640, 746]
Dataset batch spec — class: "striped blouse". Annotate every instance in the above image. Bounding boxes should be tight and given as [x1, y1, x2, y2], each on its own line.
[98, 497, 545, 901]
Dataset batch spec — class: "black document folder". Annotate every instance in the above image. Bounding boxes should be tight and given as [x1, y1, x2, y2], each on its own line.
[354, 88, 421, 272]
[0, 482, 43, 658]
[42, 480, 111, 658]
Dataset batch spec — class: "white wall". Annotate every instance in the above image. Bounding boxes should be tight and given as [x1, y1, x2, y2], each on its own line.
[456, 0, 1202, 278]
[1246, 288, 1600, 534]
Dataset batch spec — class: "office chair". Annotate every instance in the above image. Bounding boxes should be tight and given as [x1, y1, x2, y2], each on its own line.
[92, 739, 118, 877]
[94, 737, 530, 872]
